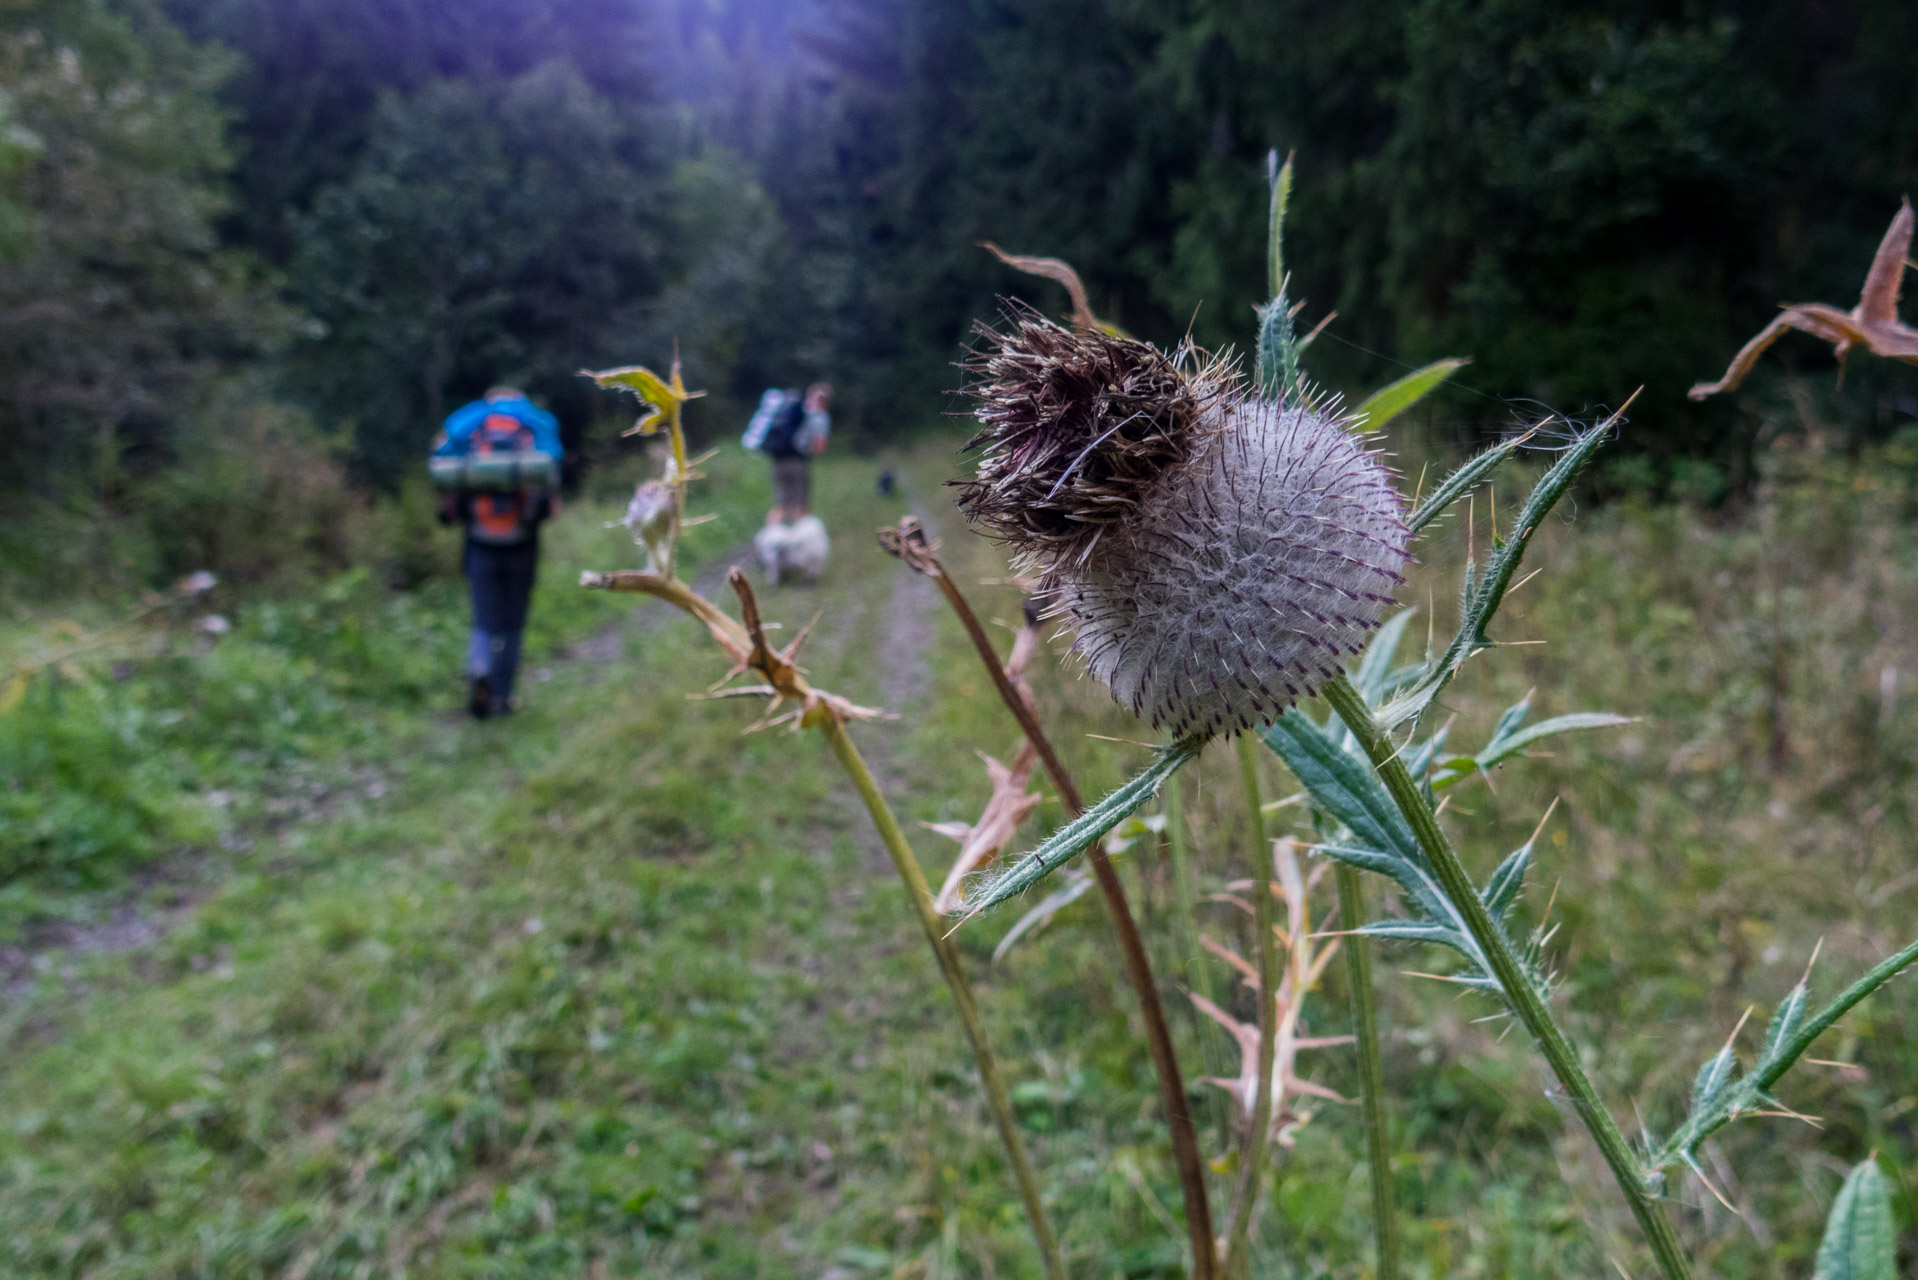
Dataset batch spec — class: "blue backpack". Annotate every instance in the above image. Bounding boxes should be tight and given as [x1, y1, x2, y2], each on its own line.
[760, 397, 808, 458]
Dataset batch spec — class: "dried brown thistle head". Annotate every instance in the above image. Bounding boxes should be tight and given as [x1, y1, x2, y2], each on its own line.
[956, 308, 1231, 574]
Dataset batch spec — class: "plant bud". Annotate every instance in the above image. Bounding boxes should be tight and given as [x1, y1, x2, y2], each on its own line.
[961, 314, 1408, 736]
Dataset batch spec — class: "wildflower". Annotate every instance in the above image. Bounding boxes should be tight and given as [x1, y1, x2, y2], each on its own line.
[960, 313, 1409, 737]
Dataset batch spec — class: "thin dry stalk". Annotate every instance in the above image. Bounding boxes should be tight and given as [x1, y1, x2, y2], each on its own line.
[1191, 837, 1349, 1148]
[881, 514, 1219, 1279]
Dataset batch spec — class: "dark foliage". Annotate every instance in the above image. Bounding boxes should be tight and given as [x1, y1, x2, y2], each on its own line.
[7, 0, 1918, 592]
[750, 0, 1918, 473]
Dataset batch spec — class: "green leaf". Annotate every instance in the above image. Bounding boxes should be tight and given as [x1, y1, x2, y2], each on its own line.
[1265, 709, 1553, 1004]
[1483, 712, 1632, 765]
[1486, 697, 1534, 746]
[1357, 919, 1468, 948]
[1266, 149, 1292, 300]
[1649, 937, 1918, 1182]
[1760, 978, 1811, 1067]
[1255, 150, 1306, 404]
[1483, 840, 1533, 918]
[1262, 714, 1421, 867]
[1350, 358, 1469, 433]
[1690, 1044, 1737, 1113]
[965, 739, 1202, 912]
[1432, 707, 1633, 790]
[1814, 1159, 1897, 1280]
[1354, 609, 1416, 703]
[1403, 731, 1455, 787]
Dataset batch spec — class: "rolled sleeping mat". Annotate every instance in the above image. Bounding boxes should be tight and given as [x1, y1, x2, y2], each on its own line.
[428, 451, 560, 493]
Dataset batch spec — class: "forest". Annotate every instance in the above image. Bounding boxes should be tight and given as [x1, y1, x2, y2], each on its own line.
[2, 2, 1917, 1278]
[3, 0, 1916, 593]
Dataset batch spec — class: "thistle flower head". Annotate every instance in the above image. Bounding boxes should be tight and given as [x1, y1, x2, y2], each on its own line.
[958, 308, 1232, 572]
[960, 315, 1408, 736]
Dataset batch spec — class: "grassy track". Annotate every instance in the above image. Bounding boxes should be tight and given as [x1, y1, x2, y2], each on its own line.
[2, 435, 1916, 1277]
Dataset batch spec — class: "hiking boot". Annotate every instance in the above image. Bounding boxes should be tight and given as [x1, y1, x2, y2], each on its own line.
[469, 675, 492, 719]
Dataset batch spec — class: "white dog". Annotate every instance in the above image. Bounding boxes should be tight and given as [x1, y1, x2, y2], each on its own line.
[753, 515, 830, 585]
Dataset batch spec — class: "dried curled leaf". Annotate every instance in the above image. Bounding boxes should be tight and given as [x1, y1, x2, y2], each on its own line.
[980, 241, 1117, 335]
[928, 744, 1046, 914]
[1692, 200, 1918, 399]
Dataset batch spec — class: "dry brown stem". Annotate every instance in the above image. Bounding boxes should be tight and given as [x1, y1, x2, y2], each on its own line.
[577, 567, 883, 729]
[582, 554, 1062, 1277]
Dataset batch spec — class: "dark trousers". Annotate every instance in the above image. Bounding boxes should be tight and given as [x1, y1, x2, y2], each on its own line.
[463, 539, 539, 702]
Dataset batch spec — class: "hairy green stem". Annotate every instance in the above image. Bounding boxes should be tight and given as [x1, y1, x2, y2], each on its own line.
[821, 720, 1068, 1280]
[1334, 863, 1400, 1280]
[1166, 780, 1231, 1141]
[1320, 673, 1694, 1280]
[1164, 780, 1211, 1008]
[1222, 734, 1280, 1275]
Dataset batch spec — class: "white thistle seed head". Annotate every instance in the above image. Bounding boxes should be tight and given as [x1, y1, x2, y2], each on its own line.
[960, 316, 1408, 735]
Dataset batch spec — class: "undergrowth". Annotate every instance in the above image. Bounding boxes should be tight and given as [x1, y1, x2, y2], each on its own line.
[0, 433, 1912, 1276]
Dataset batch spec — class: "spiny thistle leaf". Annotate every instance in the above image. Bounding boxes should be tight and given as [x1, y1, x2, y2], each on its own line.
[1482, 839, 1533, 918]
[1690, 1043, 1738, 1115]
[1380, 411, 1625, 731]
[1266, 149, 1292, 300]
[1644, 935, 1918, 1185]
[1403, 725, 1454, 787]
[1349, 358, 1470, 433]
[1260, 712, 1552, 1004]
[1759, 973, 1812, 1067]
[1262, 712, 1420, 866]
[1255, 150, 1305, 405]
[1353, 608, 1418, 704]
[1813, 1159, 1897, 1280]
[1428, 699, 1632, 791]
[1406, 429, 1534, 537]
[964, 739, 1203, 913]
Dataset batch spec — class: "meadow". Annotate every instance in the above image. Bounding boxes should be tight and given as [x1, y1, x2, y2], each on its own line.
[1, 425, 1914, 1279]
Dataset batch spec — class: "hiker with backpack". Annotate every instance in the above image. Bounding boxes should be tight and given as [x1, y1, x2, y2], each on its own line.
[430, 387, 564, 718]
[742, 382, 833, 585]
[742, 382, 831, 523]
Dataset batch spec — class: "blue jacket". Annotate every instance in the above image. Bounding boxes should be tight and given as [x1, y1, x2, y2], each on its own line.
[435, 394, 565, 459]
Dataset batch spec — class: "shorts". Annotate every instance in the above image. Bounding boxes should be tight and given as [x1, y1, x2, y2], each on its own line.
[773, 455, 812, 512]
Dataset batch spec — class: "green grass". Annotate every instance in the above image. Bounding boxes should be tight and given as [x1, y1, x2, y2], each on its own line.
[1, 431, 1914, 1277]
